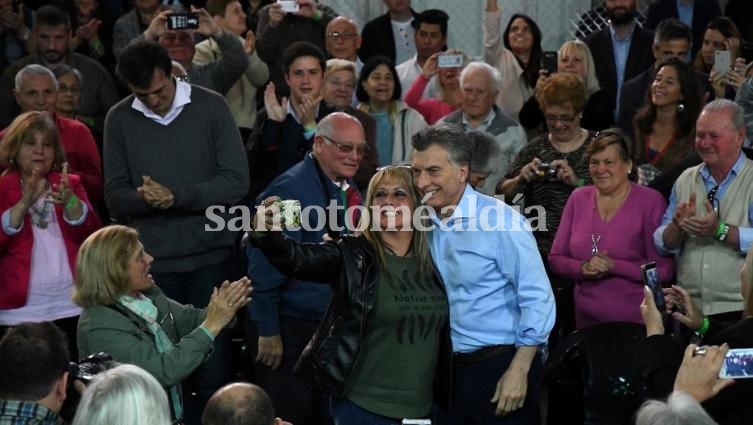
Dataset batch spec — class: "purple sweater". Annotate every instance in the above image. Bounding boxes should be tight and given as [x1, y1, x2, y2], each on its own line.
[549, 182, 674, 329]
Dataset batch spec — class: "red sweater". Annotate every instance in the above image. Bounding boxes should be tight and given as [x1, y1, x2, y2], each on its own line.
[403, 74, 459, 125]
[0, 171, 101, 309]
[0, 114, 103, 202]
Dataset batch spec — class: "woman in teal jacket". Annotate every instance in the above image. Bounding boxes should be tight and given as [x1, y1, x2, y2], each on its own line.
[73, 225, 251, 422]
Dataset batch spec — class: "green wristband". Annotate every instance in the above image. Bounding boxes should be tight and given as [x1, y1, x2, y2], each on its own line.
[696, 316, 710, 337]
[65, 194, 78, 210]
[715, 220, 726, 239]
[576, 177, 585, 187]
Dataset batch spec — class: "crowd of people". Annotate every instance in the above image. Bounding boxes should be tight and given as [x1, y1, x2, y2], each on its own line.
[2, 0, 753, 424]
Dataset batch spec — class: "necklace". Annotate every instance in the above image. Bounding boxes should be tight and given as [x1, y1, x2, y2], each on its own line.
[21, 179, 50, 229]
[590, 233, 602, 256]
[590, 185, 631, 256]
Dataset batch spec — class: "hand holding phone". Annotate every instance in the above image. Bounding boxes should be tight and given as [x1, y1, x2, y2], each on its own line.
[541, 51, 558, 75]
[720, 348, 753, 379]
[437, 54, 463, 68]
[277, 0, 300, 13]
[715, 50, 731, 73]
[641, 262, 664, 310]
[166, 13, 199, 30]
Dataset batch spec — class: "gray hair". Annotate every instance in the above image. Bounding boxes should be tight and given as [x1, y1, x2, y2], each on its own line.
[411, 124, 472, 171]
[71, 364, 171, 425]
[325, 58, 357, 78]
[702, 99, 745, 129]
[459, 61, 502, 94]
[466, 130, 499, 175]
[15, 64, 58, 91]
[635, 391, 718, 425]
[51, 64, 83, 84]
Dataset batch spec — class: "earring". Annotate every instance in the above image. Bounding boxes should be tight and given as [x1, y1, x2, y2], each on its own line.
[677, 103, 685, 113]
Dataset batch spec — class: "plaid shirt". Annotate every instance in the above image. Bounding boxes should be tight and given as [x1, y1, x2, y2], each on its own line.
[0, 400, 65, 425]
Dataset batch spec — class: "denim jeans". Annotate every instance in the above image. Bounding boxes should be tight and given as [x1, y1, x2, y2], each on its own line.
[330, 396, 402, 425]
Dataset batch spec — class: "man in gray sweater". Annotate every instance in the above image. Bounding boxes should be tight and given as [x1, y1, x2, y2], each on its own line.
[103, 40, 249, 424]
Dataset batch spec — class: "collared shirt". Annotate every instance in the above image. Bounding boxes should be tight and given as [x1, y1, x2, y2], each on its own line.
[0, 400, 65, 425]
[677, 0, 694, 28]
[461, 108, 496, 132]
[131, 79, 192, 126]
[396, 55, 438, 101]
[427, 185, 555, 352]
[391, 19, 415, 66]
[654, 152, 753, 255]
[609, 21, 635, 120]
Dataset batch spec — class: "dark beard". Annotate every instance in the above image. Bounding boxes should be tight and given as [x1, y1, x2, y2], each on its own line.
[607, 8, 636, 25]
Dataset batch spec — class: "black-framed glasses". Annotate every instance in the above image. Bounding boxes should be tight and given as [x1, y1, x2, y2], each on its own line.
[321, 135, 370, 157]
[326, 31, 358, 41]
[707, 184, 720, 214]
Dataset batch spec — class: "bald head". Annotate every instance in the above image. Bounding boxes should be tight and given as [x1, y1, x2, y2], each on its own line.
[202, 383, 275, 425]
[325, 16, 361, 61]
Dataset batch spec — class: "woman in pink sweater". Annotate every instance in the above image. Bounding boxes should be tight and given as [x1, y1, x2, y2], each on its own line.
[403, 50, 465, 124]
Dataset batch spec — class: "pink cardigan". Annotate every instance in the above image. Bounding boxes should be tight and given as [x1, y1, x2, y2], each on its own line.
[0, 171, 101, 309]
[403, 74, 458, 125]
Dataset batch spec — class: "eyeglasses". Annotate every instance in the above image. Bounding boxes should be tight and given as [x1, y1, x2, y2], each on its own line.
[544, 114, 576, 124]
[707, 184, 720, 214]
[321, 135, 370, 157]
[326, 31, 358, 41]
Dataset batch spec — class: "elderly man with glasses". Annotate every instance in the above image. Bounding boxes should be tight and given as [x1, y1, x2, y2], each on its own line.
[246, 112, 366, 425]
[655, 99, 753, 331]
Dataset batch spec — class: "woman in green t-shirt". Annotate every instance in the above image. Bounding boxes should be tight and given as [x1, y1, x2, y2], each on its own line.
[251, 166, 449, 424]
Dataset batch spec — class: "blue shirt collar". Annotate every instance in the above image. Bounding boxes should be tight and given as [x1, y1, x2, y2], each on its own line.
[699, 152, 746, 185]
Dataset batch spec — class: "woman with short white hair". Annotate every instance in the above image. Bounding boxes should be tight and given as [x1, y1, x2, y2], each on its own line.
[72, 364, 171, 425]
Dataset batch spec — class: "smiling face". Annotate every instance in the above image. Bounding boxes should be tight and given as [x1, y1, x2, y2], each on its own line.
[543, 103, 580, 143]
[15, 130, 56, 178]
[694, 109, 744, 173]
[14, 73, 57, 113]
[322, 69, 355, 108]
[651, 65, 683, 108]
[507, 17, 533, 55]
[363, 64, 395, 107]
[411, 144, 467, 213]
[126, 242, 155, 295]
[589, 144, 632, 196]
[371, 178, 414, 231]
[314, 117, 367, 180]
[286, 55, 324, 103]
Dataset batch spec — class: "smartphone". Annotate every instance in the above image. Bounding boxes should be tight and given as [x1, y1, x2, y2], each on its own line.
[715, 50, 731, 73]
[277, 0, 300, 13]
[641, 261, 664, 310]
[402, 420, 431, 425]
[541, 51, 558, 75]
[720, 348, 753, 379]
[166, 13, 199, 30]
[437, 53, 463, 68]
[742, 43, 753, 65]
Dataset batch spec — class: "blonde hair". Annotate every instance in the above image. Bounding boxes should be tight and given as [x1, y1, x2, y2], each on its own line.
[325, 58, 357, 79]
[558, 40, 600, 95]
[72, 225, 142, 307]
[0, 111, 65, 175]
[361, 166, 434, 277]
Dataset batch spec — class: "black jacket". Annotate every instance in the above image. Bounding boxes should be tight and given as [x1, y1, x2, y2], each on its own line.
[358, 9, 418, 65]
[250, 232, 452, 407]
[645, 0, 722, 59]
[585, 24, 655, 113]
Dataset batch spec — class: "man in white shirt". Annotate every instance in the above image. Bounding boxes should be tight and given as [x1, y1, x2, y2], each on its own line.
[396, 9, 448, 100]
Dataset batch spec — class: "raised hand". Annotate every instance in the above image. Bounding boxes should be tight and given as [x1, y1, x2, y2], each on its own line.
[264, 82, 288, 122]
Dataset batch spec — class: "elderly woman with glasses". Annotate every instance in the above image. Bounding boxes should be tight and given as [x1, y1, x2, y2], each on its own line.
[249, 165, 449, 425]
[549, 129, 674, 329]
